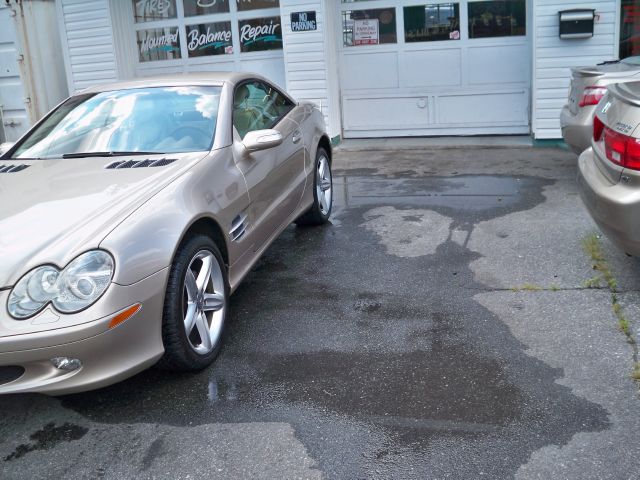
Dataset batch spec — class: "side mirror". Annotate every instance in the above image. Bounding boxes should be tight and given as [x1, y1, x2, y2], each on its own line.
[242, 129, 283, 152]
[0, 142, 15, 157]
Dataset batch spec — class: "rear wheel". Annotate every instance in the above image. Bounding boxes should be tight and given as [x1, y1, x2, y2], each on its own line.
[157, 235, 228, 371]
[296, 147, 332, 226]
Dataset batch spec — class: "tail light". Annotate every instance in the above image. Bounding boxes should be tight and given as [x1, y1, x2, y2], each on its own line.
[580, 86, 608, 107]
[600, 122, 640, 170]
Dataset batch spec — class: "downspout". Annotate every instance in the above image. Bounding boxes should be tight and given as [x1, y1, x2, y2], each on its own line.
[6, 0, 40, 124]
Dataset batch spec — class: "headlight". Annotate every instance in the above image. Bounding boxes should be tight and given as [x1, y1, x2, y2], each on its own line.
[8, 250, 114, 319]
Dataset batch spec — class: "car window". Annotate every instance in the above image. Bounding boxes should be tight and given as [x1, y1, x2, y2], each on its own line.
[11, 86, 222, 159]
[233, 80, 294, 139]
[622, 56, 640, 65]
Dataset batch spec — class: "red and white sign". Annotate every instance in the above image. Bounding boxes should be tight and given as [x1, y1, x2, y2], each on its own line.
[353, 19, 379, 46]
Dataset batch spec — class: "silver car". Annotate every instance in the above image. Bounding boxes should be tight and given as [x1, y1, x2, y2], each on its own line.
[561, 57, 640, 155]
[577, 81, 640, 255]
[0, 72, 333, 395]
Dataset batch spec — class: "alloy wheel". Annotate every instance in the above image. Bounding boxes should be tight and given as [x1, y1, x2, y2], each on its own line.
[316, 154, 332, 215]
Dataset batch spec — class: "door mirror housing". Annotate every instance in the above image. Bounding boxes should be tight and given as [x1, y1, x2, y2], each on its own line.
[0, 142, 15, 157]
[242, 129, 283, 152]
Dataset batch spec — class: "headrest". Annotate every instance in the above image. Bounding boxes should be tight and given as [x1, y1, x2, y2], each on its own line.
[234, 85, 251, 107]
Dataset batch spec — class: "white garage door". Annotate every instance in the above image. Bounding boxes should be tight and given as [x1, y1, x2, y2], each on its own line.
[127, 0, 285, 88]
[338, 0, 531, 138]
[0, 5, 28, 142]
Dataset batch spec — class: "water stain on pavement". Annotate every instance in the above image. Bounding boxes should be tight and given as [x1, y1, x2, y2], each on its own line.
[4, 422, 88, 462]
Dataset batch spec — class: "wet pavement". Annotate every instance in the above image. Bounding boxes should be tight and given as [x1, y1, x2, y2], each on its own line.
[1, 147, 640, 479]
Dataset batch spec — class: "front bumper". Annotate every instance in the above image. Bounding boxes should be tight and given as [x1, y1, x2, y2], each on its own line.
[0, 268, 168, 395]
[560, 104, 595, 155]
[577, 149, 640, 256]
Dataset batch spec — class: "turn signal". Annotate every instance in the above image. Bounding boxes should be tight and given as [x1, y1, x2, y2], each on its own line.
[108, 304, 142, 329]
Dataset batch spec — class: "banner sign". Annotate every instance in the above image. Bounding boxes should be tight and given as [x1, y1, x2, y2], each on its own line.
[353, 19, 379, 45]
[187, 22, 233, 57]
[291, 11, 317, 32]
[239, 17, 282, 52]
[137, 28, 181, 62]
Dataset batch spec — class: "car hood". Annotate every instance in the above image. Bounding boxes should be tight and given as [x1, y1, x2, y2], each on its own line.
[0, 153, 206, 288]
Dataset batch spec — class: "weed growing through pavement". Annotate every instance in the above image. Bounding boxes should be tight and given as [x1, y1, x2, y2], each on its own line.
[582, 233, 639, 385]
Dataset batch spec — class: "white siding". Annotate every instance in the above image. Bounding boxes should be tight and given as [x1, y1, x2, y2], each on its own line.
[280, 0, 341, 139]
[57, 0, 118, 93]
[532, 0, 619, 139]
[0, 4, 28, 141]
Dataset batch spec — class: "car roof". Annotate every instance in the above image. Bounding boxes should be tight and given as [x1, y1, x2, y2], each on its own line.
[78, 72, 263, 94]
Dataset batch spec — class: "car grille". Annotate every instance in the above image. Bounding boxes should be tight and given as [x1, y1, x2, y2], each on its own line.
[0, 164, 30, 173]
[0, 366, 25, 385]
[105, 158, 177, 169]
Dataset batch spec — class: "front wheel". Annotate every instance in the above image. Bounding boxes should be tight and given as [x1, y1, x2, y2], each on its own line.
[295, 147, 332, 226]
[157, 235, 228, 371]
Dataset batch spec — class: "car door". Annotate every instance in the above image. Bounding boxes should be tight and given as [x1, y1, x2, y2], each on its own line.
[231, 80, 306, 249]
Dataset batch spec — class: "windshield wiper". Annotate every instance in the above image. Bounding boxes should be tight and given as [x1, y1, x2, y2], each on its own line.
[62, 151, 164, 158]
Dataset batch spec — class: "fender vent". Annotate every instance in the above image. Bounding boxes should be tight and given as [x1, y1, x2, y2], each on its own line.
[230, 213, 249, 242]
[0, 164, 29, 173]
[106, 158, 177, 169]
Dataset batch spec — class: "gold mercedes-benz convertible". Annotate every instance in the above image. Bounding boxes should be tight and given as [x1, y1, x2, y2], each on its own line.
[0, 72, 333, 395]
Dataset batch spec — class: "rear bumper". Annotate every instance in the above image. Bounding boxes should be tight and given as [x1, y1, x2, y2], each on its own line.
[578, 148, 640, 255]
[0, 268, 167, 395]
[560, 104, 595, 155]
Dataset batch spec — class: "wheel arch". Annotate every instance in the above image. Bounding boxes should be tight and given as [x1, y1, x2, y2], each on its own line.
[177, 216, 230, 270]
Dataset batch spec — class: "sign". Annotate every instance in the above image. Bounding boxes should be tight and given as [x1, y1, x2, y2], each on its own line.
[187, 22, 233, 57]
[183, 0, 230, 16]
[137, 28, 181, 62]
[353, 19, 379, 46]
[239, 17, 282, 52]
[291, 11, 317, 32]
[133, 0, 177, 23]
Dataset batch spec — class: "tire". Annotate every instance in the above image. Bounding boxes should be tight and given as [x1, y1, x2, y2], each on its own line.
[295, 146, 333, 226]
[156, 235, 228, 371]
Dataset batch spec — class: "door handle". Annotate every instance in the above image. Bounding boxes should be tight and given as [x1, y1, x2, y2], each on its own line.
[292, 130, 302, 144]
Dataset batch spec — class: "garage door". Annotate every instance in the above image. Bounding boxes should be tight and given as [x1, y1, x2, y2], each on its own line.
[128, 0, 285, 88]
[339, 0, 531, 138]
[0, 4, 28, 142]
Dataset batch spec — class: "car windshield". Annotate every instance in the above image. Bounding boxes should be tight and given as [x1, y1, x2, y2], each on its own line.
[11, 86, 222, 159]
[622, 56, 640, 66]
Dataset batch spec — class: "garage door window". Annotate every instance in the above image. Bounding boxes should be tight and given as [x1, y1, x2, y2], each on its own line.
[133, 0, 177, 22]
[468, 0, 526, 38]
[239, 16, 283, 52]
[137, 27, 181, 62]
[342, 8, 397, 46]
[186, 22, 233, 57]
[237, 0, 280, 12]
[404, 3, 460, 42]
[183, 0, 230, 16]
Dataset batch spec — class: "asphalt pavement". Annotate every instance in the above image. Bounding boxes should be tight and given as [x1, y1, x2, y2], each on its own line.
[1, 146, 639, 479]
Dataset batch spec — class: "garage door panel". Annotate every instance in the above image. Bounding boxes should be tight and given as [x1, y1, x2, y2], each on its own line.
[340, 52, 399, 90]
[401, 49, 462, 88]
[343, 96, 430, 130]
[467, 45, 529, 85]
[437, 91, 529, 126]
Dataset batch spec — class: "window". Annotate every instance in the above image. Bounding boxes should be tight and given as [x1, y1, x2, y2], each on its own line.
[186, 22, 233, 57]
[238, 17, 283, 52]
[137, 27, 182, 62]
[621, 1, 640, 59]
[233, 81, 294, 138]
[404, 3, 460, 43]
[183, 0, 229, 16]
[132, 0, 177, 23]
[342, 8, 397, 46]
[236, 0, 280, 11]
[468, 0, 525, 39]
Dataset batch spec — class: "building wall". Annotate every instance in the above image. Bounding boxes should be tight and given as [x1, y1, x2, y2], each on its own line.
[56, 0, 118, 93]
[532, 0, 620, 139]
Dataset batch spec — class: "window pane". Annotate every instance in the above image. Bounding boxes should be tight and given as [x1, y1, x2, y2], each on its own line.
[137, 27, 181, 62]
[620, 1, 640, 59]
[236, 0, 280, 11]
[238, 17, 283, 52]
[132, 0, 177, 23]
[183, 0, 229, 16]
[234, 81, 291, 137]
[404, 4, 460, 42]
[342, 9, 397, 46]
[187, 22, 233, 57]
[468, 0, 526, 39]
